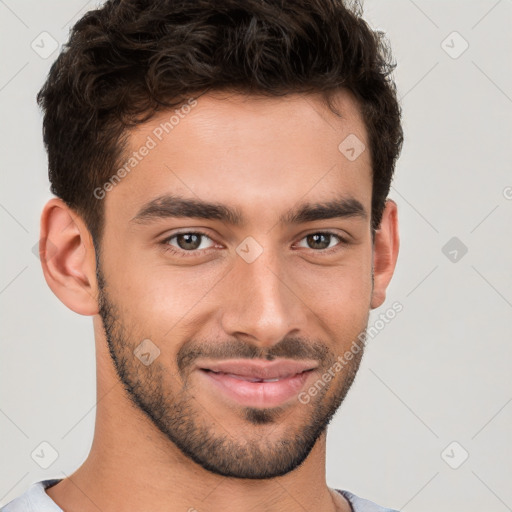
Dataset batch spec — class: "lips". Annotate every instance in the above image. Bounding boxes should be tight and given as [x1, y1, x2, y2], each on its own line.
[207, 372, 286, 383]
[196, 361, 318, 408]
[197, 359, 318, 381]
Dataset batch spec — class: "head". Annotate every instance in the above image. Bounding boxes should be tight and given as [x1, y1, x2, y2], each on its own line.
[38, 0, 402, 479]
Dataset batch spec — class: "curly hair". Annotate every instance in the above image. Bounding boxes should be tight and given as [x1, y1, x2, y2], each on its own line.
[37, 0, 403, 246]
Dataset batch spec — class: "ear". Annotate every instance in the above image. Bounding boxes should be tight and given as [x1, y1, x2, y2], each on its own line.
[39, 198, 99, 315]
[370, 199, 400, 309]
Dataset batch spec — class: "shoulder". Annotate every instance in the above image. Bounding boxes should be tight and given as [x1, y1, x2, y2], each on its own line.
[336, 489, 400, 512]
[1, 480, 63, 512]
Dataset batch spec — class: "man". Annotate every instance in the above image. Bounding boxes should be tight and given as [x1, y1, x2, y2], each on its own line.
[2, 0, 403, 510]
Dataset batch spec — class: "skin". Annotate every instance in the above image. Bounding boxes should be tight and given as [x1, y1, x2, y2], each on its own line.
[39, 90, 399, 512]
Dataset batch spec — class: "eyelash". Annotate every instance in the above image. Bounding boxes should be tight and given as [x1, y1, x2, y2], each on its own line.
[160, 230, 349, 257]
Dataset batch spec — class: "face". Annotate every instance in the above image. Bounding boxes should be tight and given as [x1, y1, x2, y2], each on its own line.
[97, 91, 375, 479]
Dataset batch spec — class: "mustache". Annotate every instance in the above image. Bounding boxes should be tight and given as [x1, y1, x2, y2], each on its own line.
[177, 337, 331, 374]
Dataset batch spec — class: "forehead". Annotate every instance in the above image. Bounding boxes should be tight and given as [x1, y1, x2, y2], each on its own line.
[105, 90, 372, 227]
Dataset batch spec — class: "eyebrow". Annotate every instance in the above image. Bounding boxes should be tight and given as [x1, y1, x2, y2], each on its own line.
[130, 194, 367, 226]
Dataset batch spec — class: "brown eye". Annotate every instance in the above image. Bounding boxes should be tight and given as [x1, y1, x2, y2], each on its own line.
[176, 233, 202, 250]
[295, 232, 347, 253]
[163, 232, 215, 253]
[305, 233, 332, 250]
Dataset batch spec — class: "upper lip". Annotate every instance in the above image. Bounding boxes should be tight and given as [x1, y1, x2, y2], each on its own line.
[196, 359, 318, 380]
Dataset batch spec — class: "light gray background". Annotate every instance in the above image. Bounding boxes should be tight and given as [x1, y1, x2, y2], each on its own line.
[1, 1, 511, 510]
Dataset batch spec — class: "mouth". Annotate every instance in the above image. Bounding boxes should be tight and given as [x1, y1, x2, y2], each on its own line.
[196, 358, 318, 380]
[195, 361, 318, 409]
[200, 368, 313, 383]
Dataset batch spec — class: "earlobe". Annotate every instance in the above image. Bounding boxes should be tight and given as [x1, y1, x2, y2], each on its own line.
[370, 199, 400, 309]
[39, 198, 99, 316]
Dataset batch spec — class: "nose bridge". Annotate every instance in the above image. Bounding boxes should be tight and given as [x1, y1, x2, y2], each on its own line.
[219, 246, 305, 346]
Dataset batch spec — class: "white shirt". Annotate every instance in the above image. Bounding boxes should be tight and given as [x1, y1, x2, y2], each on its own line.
[1, 479, 400, 512]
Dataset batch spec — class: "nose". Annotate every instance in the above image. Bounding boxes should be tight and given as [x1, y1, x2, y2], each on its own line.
[218, 246, 307, 348]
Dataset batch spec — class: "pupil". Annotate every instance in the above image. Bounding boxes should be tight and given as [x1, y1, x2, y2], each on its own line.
[308, 233, 330, 250]
[178, 233, 201, 250]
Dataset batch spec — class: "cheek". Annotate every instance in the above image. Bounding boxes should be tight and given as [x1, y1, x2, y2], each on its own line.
[110, 262, 228, 336]
[102, 229, 220, 313]
[290, 249, 373, 306]
[287, 251, 373, 338]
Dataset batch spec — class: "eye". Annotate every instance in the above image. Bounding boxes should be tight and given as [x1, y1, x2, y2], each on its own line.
[162, 231, 216, 254]
[296, 232, 346, 251]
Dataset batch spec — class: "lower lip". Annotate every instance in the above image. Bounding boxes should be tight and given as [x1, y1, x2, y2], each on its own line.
[198, 369, 314, 408]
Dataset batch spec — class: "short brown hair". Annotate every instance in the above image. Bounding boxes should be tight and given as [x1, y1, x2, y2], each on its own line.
[37, 0, 403, 247]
